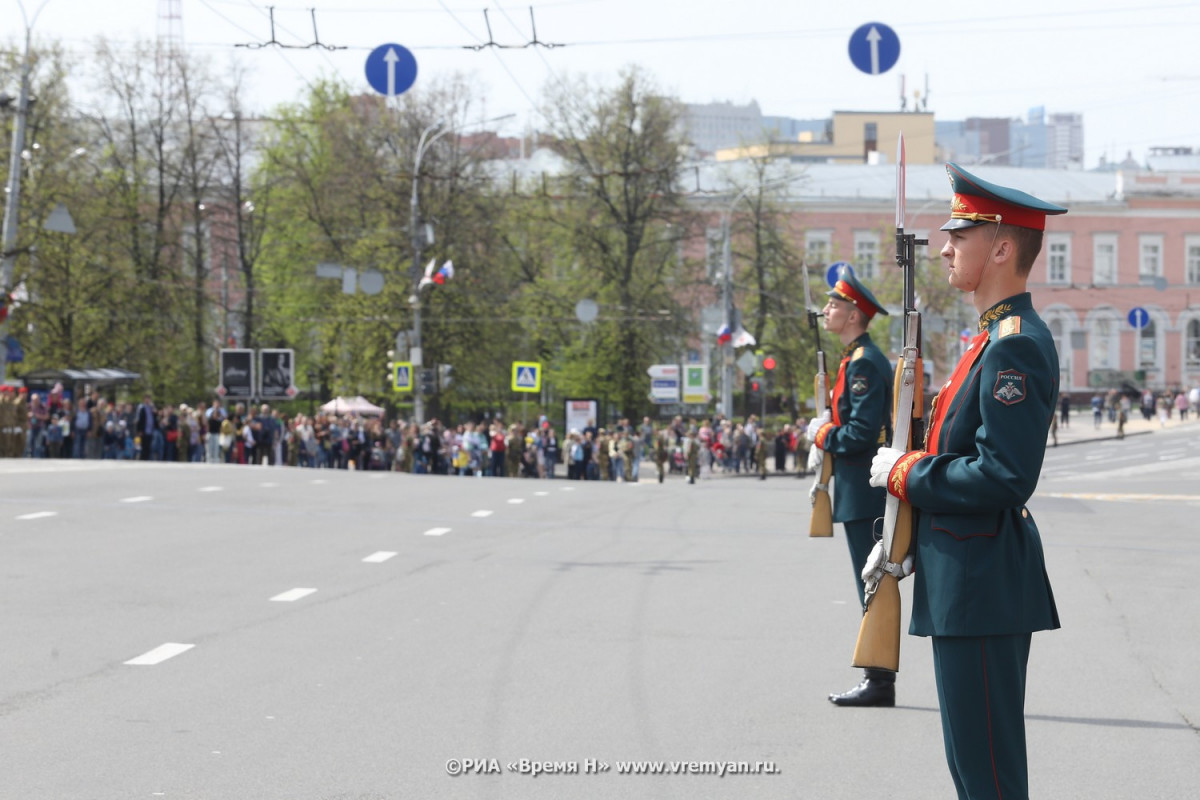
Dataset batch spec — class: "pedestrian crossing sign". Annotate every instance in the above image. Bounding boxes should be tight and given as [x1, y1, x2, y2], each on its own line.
[393, 362, 413, 392]
[511, 361, 542, 393]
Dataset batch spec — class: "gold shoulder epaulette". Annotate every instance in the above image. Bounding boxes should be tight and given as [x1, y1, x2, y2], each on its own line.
[852, 347, 865, 361]
[998, 317, 1022, 338]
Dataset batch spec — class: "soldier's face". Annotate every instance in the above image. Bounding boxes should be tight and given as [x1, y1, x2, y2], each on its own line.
[822, 297, 855, 334]
[941, 226, 992, 293]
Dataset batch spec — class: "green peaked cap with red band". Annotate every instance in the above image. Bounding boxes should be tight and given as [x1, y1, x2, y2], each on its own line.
[941, 162, 1068, 232]
[826, 265, 888, 319]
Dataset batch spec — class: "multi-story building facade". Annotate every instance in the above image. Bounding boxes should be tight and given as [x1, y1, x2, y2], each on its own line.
[693, 161, 1200, 395]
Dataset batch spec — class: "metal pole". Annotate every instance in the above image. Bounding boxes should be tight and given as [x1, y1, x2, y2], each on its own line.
[720, 215, 733, 419]
[0, 27, 33, 386]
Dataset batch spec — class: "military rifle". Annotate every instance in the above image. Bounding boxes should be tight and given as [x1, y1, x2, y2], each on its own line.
[852, 133, 927, 671]
[801, 260, 833, 537]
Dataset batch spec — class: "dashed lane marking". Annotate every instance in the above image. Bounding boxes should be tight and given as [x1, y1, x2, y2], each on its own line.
[125, 642, 195, 666]
[424, 527, 452, 537]
[363, 551, 398, 563]
[16, 511, 57, 520]
[270, 588, 318, 602]
[507, 498, 525, 505]
[120, 496, 153, 503]
[198, 486, 223, 493]
[471, 510, 493, 518]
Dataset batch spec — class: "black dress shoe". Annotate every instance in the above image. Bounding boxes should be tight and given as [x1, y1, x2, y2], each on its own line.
[828, 678, 895, 707]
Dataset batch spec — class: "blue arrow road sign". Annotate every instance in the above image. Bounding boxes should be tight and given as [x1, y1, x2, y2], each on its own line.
[365, 44, 418, 97]
[848, 22, 900, 76]
[826, 261, 854, 288]
[1128, 307, 1150, 329]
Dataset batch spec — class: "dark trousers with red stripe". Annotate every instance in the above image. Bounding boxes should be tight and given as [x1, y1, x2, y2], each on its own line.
[931, 633, 1032, 800]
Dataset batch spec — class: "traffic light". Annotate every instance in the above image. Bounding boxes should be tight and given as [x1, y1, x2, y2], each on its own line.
[418, 368, 436, 394]
[762, 355, 777, 371]
[750, 378, 762, 397]
[439, 364, 454, 390]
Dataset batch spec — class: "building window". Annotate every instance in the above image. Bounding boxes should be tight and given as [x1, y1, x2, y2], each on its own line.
[1049, 318, 1070, 387]
[1047, 234, 1070, 284]
[1188, 320, 1200, 367]
[1139, 234, 1164, 281]
[1090, 316, 1117, 370]
[1187, 237, 1200, 285]
[1093, 234, 1117, 285]
[805, 230, 832, 267]
[853, 231, 878, 280]
[1138, 319, 1157, 368]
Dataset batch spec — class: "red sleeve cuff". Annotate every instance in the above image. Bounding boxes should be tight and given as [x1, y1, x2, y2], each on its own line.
[887, 450, 928, 502]
[814, 422, 837, 449]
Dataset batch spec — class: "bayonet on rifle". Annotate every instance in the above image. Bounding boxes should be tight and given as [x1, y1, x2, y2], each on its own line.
[802, 261, 833, 537]
[852, 133, 928, 671]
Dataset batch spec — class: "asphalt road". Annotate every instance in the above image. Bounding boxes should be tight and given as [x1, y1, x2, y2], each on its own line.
[0, 434, 1197, 799]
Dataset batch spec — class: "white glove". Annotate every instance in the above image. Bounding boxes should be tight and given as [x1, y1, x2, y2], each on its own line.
[806, 445, 824, 472]
[861, 540, 915, 586]
[808, 478, 827, 506]
[805, 411, 831, 444]
[869, 446, 905, 489]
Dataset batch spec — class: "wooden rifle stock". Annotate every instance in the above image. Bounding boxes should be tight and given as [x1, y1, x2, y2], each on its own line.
[852, 339, 921, 671]
[808, 354, 833, 537]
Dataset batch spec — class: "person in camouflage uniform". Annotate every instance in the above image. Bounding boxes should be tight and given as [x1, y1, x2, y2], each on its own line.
[685, 432, 700, 484]
[654, 428, 669, 483]
[595, 429, 611, 480]
[755, 428, 769, 480]
[506, 424, 523, 477]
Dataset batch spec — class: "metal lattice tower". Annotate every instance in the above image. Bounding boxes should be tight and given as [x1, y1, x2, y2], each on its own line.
[157, 0, 183, 58]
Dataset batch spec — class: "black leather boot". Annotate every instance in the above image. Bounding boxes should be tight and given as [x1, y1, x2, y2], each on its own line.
[828, 668, 896, 707]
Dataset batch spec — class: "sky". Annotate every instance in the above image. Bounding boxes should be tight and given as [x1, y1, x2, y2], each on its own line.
[7, 0, 1200, 169]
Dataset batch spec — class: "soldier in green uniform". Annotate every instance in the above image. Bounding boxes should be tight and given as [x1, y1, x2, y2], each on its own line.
[869, 163, 1064, 800]
[505, 424, 523, 477]
[754, 429, 768, 480]
[0, 388, 12, 457]
[595, 429, 611, 481]
[685, 432, 699, 484]
[620, 432, 635, 482]
[654, 428, 669, 483]
[807, 266, 895, 707]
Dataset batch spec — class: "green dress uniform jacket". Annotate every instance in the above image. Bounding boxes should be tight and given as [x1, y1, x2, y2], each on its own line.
[888, 294, 1060, 637]
[815, 332, 893, 524]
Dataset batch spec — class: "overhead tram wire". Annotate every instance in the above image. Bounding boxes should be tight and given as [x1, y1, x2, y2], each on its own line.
[435, 0, 541, 109]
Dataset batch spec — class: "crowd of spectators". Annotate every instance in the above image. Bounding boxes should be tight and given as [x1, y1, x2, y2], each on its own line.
[12, 384, 816, 480]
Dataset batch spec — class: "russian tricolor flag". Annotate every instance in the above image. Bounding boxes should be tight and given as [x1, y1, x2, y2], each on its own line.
[433, 260, 454, 285]
[716, 324, 732, 344]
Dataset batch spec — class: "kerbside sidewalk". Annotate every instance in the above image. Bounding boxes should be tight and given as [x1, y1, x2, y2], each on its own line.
[1048, 407, 1200, 446]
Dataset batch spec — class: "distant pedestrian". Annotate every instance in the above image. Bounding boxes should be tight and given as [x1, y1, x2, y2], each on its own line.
[1090, 392, 1103, 428]
[1059, 394, 1070, 428]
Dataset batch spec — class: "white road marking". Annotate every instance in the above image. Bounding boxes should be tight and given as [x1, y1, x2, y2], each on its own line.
[424, 527, 451, 537]
[1045, 492, 1200, 503]
[560, 486, 575, 491]
[198, 486, 223, 493]
[125, 642, 195, 666]
[471, 510, 493, 518]
[270, 588, 318, 602]
[534, 491, 549, 496]
[310, 479, 328, 484]
[120, 496, 153, 503]
[16, 511, 57, 520]
[507, 498, 525, 505]
[260, 482, 279, 488]
[363, 551, 398, 563]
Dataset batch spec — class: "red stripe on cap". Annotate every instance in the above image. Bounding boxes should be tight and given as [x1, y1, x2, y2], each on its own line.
[952, 193, 1048, 231]
[833, 280, 878, 319]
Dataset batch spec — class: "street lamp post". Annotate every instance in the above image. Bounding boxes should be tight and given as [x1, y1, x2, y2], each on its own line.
[0, 17, 38, 386]
[406, 113, 514, 425]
